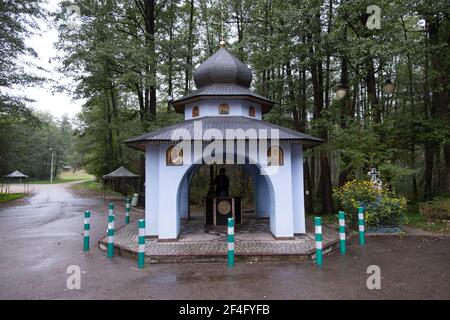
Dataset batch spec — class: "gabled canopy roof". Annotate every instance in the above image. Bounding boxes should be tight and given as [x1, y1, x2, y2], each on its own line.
[4, 170, 28, 179]
[125, 116, 323, 151]
[103, 166, 139, 179]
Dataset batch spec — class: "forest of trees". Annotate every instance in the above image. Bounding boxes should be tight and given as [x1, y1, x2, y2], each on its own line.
[0, 1, 75, 179]
[1, 0, 449, 214]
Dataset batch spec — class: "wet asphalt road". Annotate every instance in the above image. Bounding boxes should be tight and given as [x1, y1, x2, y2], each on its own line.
[0, 183, 449, 300]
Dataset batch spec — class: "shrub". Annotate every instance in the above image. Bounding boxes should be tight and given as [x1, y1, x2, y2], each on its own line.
[334, 180, 408, 228]
[419, 196, 450, 220]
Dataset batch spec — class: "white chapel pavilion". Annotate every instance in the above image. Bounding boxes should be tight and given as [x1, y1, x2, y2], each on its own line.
[126, 42, 322, 241]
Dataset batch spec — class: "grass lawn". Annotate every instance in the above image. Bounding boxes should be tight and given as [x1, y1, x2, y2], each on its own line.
[70, 180, 122, 197]
[406, 211, 449, 234]
[30, 171, 94, 184]
[407, 196, 450, 234]
[0, 193, 26, 204]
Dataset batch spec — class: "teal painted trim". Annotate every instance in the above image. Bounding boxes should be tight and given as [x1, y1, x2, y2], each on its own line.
[316, 249, 323, 266]
[339, 239, 346, 254]
[125, 198, 131, 224]
[314, 216, 321, 226]
[138, 252, 145, 269]
[339, 211, 346, 255]
[83, 236, 89, 252]
[138, 219, 145, 269]
[107, 243, 114, 258]
[314, 216, 322, 266]
[83, 210, 90, 252]
[227, 218, 235, 267]
[227, 250, 234, 267]
[358, 207, 365, 245]
[107, 215, 115, 258]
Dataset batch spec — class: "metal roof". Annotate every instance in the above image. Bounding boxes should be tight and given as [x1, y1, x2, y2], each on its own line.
[4, 170, 28, 179]
[171, 84, 274, 113]
[103, 166, 139, 179]
[125, 116, 323, 151]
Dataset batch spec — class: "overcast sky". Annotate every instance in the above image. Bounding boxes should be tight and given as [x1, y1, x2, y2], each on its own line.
[18, 0, 84, 120]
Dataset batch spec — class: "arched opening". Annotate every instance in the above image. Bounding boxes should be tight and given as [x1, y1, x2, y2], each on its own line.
[176, 158, 275, 237]
[188, 165, 254, 221]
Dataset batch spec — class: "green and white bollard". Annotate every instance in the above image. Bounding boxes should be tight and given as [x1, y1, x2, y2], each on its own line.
[108, 203, 114, 217]
[107, 215, 115, 258]
[138, 219, 145, 269]
[358, 207, 365, 245]
[125, 198, 131, 224]
[83, 210, 90, 252]
[227, 218, 235, 267]
[338, 211, 346, 255]
[315, 217, 323, 266]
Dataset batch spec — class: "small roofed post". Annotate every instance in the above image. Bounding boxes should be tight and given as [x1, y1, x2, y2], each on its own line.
[102, 166, 139, 201]
[4, 170, 29, 194]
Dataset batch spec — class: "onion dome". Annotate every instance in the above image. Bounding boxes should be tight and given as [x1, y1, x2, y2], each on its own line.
[172, 41, 274, 114]
[193, 45, 253, 89]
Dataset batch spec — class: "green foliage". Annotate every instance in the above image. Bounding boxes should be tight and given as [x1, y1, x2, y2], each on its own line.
[0, 0, 46, 125]
[71, 180, 122, 197]
[419, 196, 450, 220]
[0, 193, 26, 204]
[49, 0, 449, 205]
[334, 180, 408, 228]
[0, 112, 75, 179]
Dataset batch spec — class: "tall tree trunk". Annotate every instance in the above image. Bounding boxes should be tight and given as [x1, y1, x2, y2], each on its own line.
[143, 0, 157, 120]
[167, 0, 174, 111]
[428, 18, 450, 194]
[366, 60, 381, 124]
[309, 8, 334, 215]
[185, 0, 195, 94]
[233, 0, 245, 61]
[200, 0, 214, 55]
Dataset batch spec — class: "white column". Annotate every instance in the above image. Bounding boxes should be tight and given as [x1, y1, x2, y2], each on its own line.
[179, 172, 190, 219]
[267, 143, 294, 238]
[146, 145, 159, 236]
[255, 174, 270, 218]
[291, 144, 306, 234]
[157, 145, 186, 240]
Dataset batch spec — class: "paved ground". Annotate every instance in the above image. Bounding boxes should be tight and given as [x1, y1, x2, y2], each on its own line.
[0, 182, 449, 299]
[103, 211, 338, 263]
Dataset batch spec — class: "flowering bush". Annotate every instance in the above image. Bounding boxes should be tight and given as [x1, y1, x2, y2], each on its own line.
[334, 180, 408, 228]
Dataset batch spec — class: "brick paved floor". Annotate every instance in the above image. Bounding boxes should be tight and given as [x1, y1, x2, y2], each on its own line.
[100, 209, 339, 261]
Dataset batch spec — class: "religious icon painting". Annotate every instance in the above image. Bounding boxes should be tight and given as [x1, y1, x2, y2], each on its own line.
[267, 147, 284, 166]
[192, 106, 199, 117]
[219, 103, 230, 114]
[249, 106, 256, 117]
[166, 145, 183, 166]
